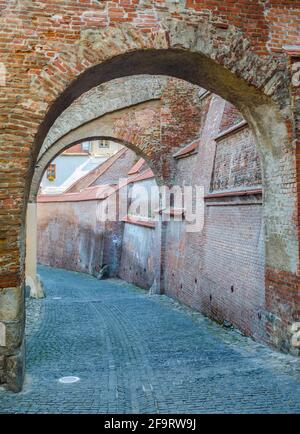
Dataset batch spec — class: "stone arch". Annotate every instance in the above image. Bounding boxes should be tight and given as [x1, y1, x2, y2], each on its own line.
[29, 43, 295, 274]
[30, 98, 165, 202]
[27, 46, 300, 310]
[37, 75, 168, 160]
[31, 74, 205, 200]
[26, 132, 162, 303]
[1, 16, 298, 391]
[18, 24, 294, 277]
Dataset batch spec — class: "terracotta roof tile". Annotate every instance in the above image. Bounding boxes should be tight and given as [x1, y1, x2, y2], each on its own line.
[122, 215, 155, 228]
[130, 168, 154, 183]
[38, 164, 155, 204]
[65, 147, 127, 193]
[37, 185, 116, 203]
[128, 158, 145, 175]
[173, 139, 200, 159]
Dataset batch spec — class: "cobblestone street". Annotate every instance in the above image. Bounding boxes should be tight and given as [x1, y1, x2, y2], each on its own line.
[1, 266, 300, 414]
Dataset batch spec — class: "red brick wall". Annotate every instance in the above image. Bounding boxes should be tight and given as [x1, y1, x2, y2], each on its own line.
[211, 126, 262, 191]
[92, 149, 137, 186]
[219, 102, 244, 133]
[37, 194, 124, 277]
[37, 200, 104, 276]
[266, 268, 300, 353]
[164, 94, 266, 341]
[119, 178, 158, 289]
[113, 78, 203, 181]
[201, 201, 264, 339]
[164, 200, 265, 341]
[119, 222, 157, 290]
[161, 79, 203, 152]
[186, 0, 300, 54]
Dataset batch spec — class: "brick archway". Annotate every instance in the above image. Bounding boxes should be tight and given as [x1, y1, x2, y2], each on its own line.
[30, 45, 298, 364]
[0, 8, 298, 391]
[36, 75, 168, 161]
[27, 36, 295, 276]
[30, 102, 163, 202]
[30, 75, 205, 200]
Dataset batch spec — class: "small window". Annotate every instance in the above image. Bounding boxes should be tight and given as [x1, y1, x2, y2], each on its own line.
[47, 164, 56, 182]
[98, 140, 109, 148]
[81, 141, 90, 152]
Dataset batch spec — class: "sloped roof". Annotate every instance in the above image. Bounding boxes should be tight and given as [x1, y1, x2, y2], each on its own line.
[38, 167, 155, 203]
[65, 147, 127, 193]
[173, 139, 200, 159]
[128, 158, 146, 175]
[130, 168, 154, 183]
[37, 185, 117, 203]
[38, 144, 156, 205]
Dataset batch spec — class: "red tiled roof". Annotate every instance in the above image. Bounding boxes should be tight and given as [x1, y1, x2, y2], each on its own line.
[62, 143, 89, 155]
[37, 185, 117, 203]
[130, 168, 154, 183]
[128, 158, 145, 175]
[122, 215, 155, 228]
[173, 139, 200, 159]
[38, 164, 155, 204]
[65, 147, 127, 193]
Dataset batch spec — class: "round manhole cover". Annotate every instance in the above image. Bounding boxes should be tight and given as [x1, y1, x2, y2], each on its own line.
[58, 376, 80, 384]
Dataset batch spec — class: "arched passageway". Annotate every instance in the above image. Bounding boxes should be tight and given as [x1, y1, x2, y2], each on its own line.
[0, 5, 299, 392]
[27, 75, 204, 307]
[28, 71, 288, 352]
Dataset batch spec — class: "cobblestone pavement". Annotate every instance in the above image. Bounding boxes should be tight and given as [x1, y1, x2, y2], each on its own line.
[1, 266, 300, 414]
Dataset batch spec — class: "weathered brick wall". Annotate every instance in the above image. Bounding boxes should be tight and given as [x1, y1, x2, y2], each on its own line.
[200, 201, 265, 340]
[219, 102, 244, 133]
[164, 94, 266, 342]
[92, 149, 137, 186]
[266, 268, 300, 353]
[37, 200, 104, 276]
[102, 219, 124, 277]
[164, 199, 265, 341]
[161, 79, 203, 152]
[211, 126, 262, 191]
[119, 223, 157, 290]
[37, 192, 124, 278]
[119, 177, 158, 289]
[36, 147, 139, 276]
[185, 0, 300, 55]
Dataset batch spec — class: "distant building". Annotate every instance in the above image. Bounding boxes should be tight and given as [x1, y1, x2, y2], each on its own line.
[40, 139, 123, 195]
